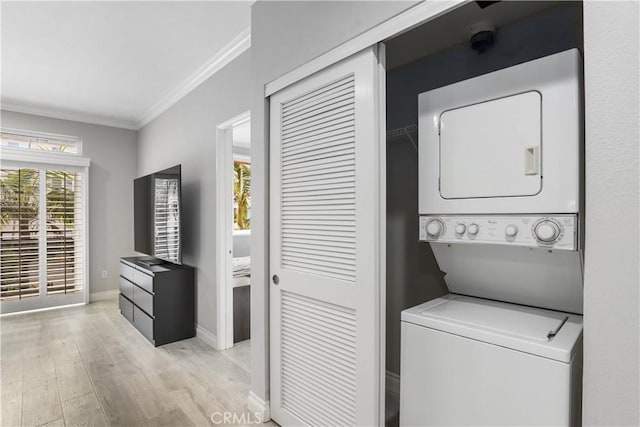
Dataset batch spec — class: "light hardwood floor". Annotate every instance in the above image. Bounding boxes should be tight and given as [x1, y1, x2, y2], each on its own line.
[0, 299, 271, 427]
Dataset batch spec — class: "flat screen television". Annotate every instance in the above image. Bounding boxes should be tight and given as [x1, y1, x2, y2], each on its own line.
[134, 165, 182, 265]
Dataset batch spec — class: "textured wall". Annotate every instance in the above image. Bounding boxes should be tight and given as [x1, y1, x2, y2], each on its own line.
[582, 2, 640, 425]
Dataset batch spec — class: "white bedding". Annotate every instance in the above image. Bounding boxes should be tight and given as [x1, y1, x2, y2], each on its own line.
[233, 256, 251, 278]
[233, 276, 251, 288]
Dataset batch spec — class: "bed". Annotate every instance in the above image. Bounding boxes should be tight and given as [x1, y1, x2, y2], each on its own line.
[233, 256, 251, 287]
[232, 231, 251, 342]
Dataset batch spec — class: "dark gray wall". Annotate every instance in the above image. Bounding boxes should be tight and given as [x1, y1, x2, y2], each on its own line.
[0, 110, 138, 295]
[387, 2, 583, 131]
[386, 136, 447, 377]
[385, 2, 583, 376]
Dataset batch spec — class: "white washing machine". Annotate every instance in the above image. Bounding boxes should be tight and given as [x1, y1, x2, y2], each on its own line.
[401, 49, 585, 426]
[400, 294, 583, 426]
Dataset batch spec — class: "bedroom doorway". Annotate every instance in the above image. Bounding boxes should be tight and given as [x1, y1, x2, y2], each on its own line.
[216, 111, 251, 351]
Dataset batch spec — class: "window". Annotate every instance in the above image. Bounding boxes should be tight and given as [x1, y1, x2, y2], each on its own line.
[0, 168, 85, 299]
[233, 160, 251, 230]
[154, 176, 180, 263]
[45, 170, 85, 295]
[0, 129, 89, 312]
[1, 129, 81, 154]
[0, 168, 40, 299]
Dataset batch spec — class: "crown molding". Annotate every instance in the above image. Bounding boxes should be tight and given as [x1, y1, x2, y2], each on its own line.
[1, 101, 139, 130]
[136, 26, 251, 129]
[2, 27, 251, 131]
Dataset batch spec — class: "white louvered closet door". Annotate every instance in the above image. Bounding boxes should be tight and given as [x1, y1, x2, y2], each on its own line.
[270, 46, 384, 426]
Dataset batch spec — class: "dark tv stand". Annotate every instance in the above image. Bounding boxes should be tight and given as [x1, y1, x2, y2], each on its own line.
[119, 257, 195, 346]
[138, 256, 167, 267]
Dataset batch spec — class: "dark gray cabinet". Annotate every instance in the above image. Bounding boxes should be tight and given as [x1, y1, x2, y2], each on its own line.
[119, 257, 195, 346]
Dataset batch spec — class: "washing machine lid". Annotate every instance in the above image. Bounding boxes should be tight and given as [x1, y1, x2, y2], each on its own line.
[431, 242, 584, 314]
[401, 294, 583, 363]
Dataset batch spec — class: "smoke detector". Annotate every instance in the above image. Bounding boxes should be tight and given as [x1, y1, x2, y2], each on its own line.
[468, 22, 496, 53]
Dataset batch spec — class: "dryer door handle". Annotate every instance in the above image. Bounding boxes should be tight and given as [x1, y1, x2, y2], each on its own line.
[525, 146, 540, 175]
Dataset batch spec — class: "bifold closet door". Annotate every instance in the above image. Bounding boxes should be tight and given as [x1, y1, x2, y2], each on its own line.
[270, 46, 383, 426]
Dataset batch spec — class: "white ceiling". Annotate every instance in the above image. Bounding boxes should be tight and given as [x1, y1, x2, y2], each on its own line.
[1, 1, 251, 130]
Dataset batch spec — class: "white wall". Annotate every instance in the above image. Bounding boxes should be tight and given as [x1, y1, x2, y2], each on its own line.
[582, 2, 639, 425]
[233, 230, 251, 258]
[0, 110, 138, 295]
[137, 50, 251, 336]
[250, 0, 417, 407]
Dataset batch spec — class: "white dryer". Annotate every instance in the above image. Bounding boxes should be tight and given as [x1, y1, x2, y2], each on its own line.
[418, 49, 583, 215]
[414, 48, 585, 315]
[400, 294, 583, 426]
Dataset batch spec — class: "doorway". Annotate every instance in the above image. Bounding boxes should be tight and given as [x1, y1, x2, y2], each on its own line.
[216, 111, 251, 351]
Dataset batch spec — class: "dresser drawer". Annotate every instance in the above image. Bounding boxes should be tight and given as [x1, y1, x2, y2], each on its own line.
[119, 277, 134, 300]
[119, 294, 133, 323]
[133, 269, 154, 293]
[133, 306, 154, 343]
[120, 262, 134, 281]
[133, 285, 154, 317]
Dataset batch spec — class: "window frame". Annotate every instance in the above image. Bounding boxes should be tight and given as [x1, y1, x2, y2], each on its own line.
[0, 132, 90, 314]
[1, 127, 83, 156]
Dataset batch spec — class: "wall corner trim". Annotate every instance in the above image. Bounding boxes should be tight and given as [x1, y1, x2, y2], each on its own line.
[137, 27, 251, 129]
[1, 102, 138, 130]
[196, 324, 219, 350]
[248, 391, 271, 422]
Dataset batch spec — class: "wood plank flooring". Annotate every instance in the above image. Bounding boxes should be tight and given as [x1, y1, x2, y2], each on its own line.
[0, 299, 271, 426]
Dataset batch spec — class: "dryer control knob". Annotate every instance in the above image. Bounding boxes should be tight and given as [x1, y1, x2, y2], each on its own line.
[468, 224, 479, 235]
[505, 225, 518, 237]
[426, 219, 445, 238]
[535, 221, 561, 242]
[455, 224, 466, 235]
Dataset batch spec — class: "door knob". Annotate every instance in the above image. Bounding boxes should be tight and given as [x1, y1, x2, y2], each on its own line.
[272, 274, 279, 285]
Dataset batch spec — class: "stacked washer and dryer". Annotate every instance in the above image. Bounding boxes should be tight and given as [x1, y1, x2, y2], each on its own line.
[400, 49, 584, 426]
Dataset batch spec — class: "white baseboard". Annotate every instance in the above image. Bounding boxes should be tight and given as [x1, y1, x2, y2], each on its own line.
[386, 370, 401, 396]
[0, 302, 85, 317]
[196, 324, 218, 349]
[90, 290, 119, 302]
[248, 391, 271, 422]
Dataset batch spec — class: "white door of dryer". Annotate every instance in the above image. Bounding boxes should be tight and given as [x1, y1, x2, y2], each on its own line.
[418, 49, 583, 215]
[439, 91, 542, 199]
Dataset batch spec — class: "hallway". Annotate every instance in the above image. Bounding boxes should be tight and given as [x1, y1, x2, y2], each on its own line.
[0, 300, 262, 426]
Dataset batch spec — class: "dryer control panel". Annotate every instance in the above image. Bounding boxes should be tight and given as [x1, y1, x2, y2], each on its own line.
[419, 214, 578, 250]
